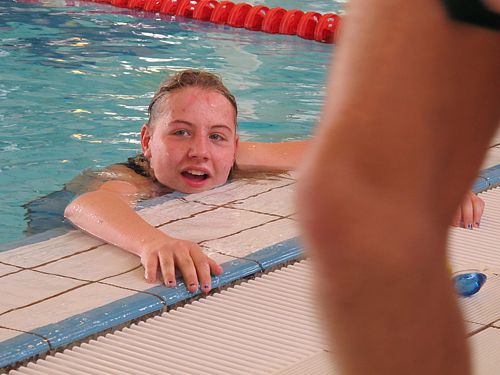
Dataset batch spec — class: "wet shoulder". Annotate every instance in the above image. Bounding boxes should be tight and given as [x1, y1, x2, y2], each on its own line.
[64, 164, 157, 197]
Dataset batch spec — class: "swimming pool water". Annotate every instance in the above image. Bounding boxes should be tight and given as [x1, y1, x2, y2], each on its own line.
[0, 0, 342, 244]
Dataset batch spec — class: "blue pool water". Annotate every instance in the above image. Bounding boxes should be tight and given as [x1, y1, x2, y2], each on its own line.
[0, 0, 342, 244]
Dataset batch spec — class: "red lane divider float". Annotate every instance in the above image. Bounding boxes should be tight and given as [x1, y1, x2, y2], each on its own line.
[211, 1, 235, 24]
[261, 7, 285, 34]
[227, 2, 252, 28]
[244, 5, 268, 31]
[88, 0, 342, 43]
[193, 0, 218, 21]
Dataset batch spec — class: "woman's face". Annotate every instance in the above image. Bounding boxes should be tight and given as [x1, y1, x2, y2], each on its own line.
[141, 86, 239, 194]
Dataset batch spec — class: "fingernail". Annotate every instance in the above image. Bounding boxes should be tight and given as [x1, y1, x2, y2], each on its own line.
[475, 222, 480, 228]
[204, 284, 210, 289]
[167, 280, 175, 286]
[467, 224, 473, 230]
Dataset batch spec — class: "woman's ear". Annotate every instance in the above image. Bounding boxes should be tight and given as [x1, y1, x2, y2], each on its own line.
[141, 123, 152, 158]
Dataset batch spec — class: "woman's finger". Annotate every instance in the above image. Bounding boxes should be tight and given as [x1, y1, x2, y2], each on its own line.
[174, 248, 199, 293]
[159, 252, 176, 287]
[471, 194, 485, 228]
[141, 253, 159, 283]
[460, 196, 474, 229]
[191, 249, 212, 293]
[209, 257, 224, 276]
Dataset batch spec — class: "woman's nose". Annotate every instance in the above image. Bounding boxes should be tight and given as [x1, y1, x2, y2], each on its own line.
[188, 136, 210, 160]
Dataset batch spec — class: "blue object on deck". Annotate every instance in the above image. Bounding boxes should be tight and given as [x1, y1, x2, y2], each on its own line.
[453, 272, 487, 297]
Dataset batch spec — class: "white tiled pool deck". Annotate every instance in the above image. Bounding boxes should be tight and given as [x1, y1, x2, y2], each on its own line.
[1, 143, 499, 373]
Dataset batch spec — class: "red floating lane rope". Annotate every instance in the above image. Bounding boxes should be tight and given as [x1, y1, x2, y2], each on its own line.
[85, 0, 341, 43]
[314, 13, 341, 43]
[261, 7, 286, 34]
[279, 9, 304, 35]
[296, 11, 321, 40]
[128, 0, 147, 9]
[111, 0, 128, 7]
[227, 3, 252, 28]
[244, 5, 269, 31]
[144, 0, 162, 12]
[210, 1, 235, 24]
[193, 0, 218, 21]
[176, 0, 199, 17]
[160, 0, 184, 15]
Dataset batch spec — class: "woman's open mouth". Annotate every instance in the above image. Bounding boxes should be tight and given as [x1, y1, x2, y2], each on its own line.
[181, 169, 210, 188]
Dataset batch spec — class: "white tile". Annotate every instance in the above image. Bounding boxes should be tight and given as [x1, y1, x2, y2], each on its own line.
[0, 327, 26, 342]
[101, 253, 236, 290]
[489, 128, 500, 147]
[184, 178, 291, 205]
[138, 200, 213, 226]
[0, 263, 21, 277]
[203, 218, 299, 258]
[227, 184, 296, 217]
[458, 275, 500, 326]
[100, 266, 161, 290]
[35, 244, 140, 281]
[0, 283, 135, 332]
[469, 328, 500, 375]
[159, 207, 275, 244]
[207, 252, 237, 265]
[0, 231, 103, 268]
[0, 270, 85, 315]
[481, 146, 500, 169]
[465, 321, 485, 334]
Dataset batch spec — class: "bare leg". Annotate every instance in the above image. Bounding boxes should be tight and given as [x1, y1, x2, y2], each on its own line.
[298, 1, 500, 374]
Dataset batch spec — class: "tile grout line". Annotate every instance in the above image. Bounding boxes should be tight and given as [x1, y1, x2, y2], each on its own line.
[0, 283, 92, 318]
[28, 244, 103, 269]
[191, 180, 295, 207]
[222, 204, 292, 219]
[0, 268, 25, 279]
[215, 251, 266, 272]
[467, 322, 497, 337]
[198, 215, 284, 245]
[155, 203, 221, 228]
[0, 325, 53, 351]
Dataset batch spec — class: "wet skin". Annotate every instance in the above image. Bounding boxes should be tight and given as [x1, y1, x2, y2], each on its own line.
[141, 86, 239, 194]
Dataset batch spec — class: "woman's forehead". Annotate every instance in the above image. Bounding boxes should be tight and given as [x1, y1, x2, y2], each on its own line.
[158, 87, 237, 127]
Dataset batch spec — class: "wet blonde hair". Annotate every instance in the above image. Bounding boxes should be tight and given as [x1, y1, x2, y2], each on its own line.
[148, 69, 238, 127]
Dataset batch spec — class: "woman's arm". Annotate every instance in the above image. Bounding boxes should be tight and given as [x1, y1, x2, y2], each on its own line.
[235, 140, 309, 172]
[236, 140, 486, 227]
[64, 180, 222, 293]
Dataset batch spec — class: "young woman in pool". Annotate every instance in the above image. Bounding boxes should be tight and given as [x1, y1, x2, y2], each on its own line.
[64, 69, 485, 293]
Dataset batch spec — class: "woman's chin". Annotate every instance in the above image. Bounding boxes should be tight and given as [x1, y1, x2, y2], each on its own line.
[176, 180, 226, 194]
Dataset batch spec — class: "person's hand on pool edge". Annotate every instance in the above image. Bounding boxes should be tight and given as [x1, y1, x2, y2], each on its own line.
[64, 184, 224, 294]
[451, 191, 485, 229]
[140, 234, 223, 293]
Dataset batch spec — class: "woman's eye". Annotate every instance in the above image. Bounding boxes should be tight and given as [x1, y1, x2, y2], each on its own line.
[173, 129, 189, 136]
[210, 133, 225, 141]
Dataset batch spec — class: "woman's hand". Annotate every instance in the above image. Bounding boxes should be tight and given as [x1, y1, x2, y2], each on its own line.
[140, 235, 223, 293]
[451, 191, 485, 229]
